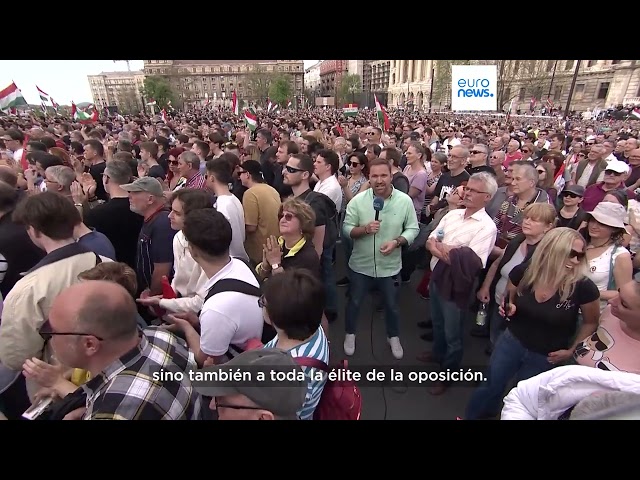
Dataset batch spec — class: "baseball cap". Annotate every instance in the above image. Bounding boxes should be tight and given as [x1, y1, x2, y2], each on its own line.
[120, 176, 164, 197]
[192, 348, 307, 419]
[241, 159, 263, 178]
[605, 160, 630, 174]
[562, 184, 585, 197]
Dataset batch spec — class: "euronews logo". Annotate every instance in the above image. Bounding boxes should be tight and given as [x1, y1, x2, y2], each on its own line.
[456, 78, 494, 98]
[451, 64, 497, 111]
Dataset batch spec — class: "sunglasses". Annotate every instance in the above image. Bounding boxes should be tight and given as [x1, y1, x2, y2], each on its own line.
[349, 161, 360, 166]
[604, 170, 622, 176]
[469, 150, 486, 155]
[569, 249, 585, 260]
[278, 212, 295, 221]
[285, 165, 304, 174]
[536, 169, 545, 174]
[562, 192, 581, 199]
[522, 149, 530, 153]
[169, 160, 179, 165]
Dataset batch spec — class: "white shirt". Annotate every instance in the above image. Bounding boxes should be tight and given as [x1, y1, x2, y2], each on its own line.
[12, 148, 23, 163]
[314, 174, 342, 211]
[199, 258, 263, 357]
[159, 231, 208, 314]
[215, 194, 249, 262]
[428, 208, 497, 271]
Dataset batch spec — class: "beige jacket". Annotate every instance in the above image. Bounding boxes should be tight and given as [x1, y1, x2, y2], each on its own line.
[0, 243, 111, 400]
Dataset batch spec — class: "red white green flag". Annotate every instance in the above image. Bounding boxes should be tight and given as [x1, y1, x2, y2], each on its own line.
[232, 90, 239, 115]
[374, 94, 390, 132]
[0, 82, 28, 111]
[244, 108, 257, 131]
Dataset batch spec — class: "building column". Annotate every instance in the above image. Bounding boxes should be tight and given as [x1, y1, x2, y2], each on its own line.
[408, 61, 414, 84]
[398, 60, 405, 84]
[418, 60, 424, 81]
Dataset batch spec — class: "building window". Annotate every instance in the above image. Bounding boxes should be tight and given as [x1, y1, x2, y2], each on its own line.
[597, 82, 610, 100]
[518, 87, 526, 101]
[554, 85, 562, 101]
[587, 61, 594, 67]
[565, 60, 574, 70]
[611, 60, 621, 65]
[574, 84, 585, 100]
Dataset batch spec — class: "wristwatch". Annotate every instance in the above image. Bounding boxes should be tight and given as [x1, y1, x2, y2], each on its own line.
[271, 263, 281, 270]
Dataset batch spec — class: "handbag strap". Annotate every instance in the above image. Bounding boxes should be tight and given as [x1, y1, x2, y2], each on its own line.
[607, 245, 619, 291]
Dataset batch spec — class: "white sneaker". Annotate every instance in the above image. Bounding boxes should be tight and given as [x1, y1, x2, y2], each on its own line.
[344, 334, 356, 356]
[388, 337, 403, 359]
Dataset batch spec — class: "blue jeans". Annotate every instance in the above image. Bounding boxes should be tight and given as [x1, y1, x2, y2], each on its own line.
[429, 280, 465, 373]
[464, 329, 555, 419]
[345, 269, 400, 337]
[321, 245, 338, 315]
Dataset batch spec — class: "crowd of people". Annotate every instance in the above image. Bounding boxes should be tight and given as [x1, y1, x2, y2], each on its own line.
[0, 102, 639, 420]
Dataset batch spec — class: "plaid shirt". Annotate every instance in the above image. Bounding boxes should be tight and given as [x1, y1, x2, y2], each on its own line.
[81, 327, 203, 420]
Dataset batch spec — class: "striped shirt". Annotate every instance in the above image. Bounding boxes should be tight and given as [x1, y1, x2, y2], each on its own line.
[428, 208, 497, 271]
[264, 327, 330, 420]
[0, 253, 6, 284]
[185, 172, 206, 190]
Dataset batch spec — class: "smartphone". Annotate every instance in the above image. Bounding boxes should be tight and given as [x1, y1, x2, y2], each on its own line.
[22, 397, 54, 420]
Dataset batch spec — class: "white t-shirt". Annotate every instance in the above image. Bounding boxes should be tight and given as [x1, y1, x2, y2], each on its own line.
[313, 174, 342, 212]
[199, 258, 263, 357]
[215, 194, 249, 263]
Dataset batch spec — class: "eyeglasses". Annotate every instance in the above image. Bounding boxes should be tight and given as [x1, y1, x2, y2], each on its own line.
[257, 295, 266, 308]
[38, 320, 104, 342]
[569, 249, 586, 260]
[578, 153, 586, 157]
[278, 212, 294, 221]
[285, 165, 305, 174]
[604, 170, 622, 176]
[536, 169, 545, 174]
[463, 186, 488, 195]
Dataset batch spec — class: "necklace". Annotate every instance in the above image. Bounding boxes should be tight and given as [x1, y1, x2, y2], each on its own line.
[588, 239, 611, 249]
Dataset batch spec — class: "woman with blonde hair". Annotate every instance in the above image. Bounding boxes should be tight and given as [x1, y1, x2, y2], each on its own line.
[464, 227, 601, 419]
[257, 197, 320, 281]
[477, 203, 557, 348]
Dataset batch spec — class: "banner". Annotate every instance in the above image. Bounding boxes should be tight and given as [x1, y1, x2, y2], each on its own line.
[451, 65, 497, 111]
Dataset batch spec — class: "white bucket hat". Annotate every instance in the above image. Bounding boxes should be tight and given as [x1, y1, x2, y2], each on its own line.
[589, 202, 627, 229]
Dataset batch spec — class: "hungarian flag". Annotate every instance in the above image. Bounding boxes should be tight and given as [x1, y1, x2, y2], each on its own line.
[71, 102, 98, 123]
[0, 82, 28, 111]
[632, 108, 640, 120]
[232, 90, 239, 115]
[266, 98, 273, 113]
[244, 108, 257, 131]
[147, 98, 157, 106]
[287, 99, 292, 108]
[374, 94, 390, 132]
[161, 108, 168, 123]
[36, 85, 50, 103]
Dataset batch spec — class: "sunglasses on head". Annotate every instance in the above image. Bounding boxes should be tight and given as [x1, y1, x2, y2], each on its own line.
[278, 212, 295, 221]
[569, 249, 585, 260]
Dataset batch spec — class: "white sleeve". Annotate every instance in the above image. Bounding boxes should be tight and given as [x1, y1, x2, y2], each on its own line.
[199, 309, 237, 357]
[500, 374, 544, 420]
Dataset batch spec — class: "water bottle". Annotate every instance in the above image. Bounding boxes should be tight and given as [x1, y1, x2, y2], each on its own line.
[436, 228, 445, 241]
[476, 302, 487, 326]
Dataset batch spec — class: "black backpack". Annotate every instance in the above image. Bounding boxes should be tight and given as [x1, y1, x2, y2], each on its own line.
[203, 278, 276, 352]
[303, 190, 339, 248]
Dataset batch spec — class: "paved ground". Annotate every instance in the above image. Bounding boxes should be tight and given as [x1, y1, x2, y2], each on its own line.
[328, 249, 491, 420]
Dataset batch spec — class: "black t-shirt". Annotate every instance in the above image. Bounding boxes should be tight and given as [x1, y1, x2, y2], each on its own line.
[282, 239, 321, 278]
[84, 197, 144, 270]
[555, 207, 588, 231]
[508, 263, 600, 354]
[297, 189, 327, 227]
[433, 170, 470, 209]
[88, 161, 108, 201]
[136, 209, 176, 293]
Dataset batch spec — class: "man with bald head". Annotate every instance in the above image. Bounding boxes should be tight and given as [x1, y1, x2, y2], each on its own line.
[44, 280, 202, 420]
